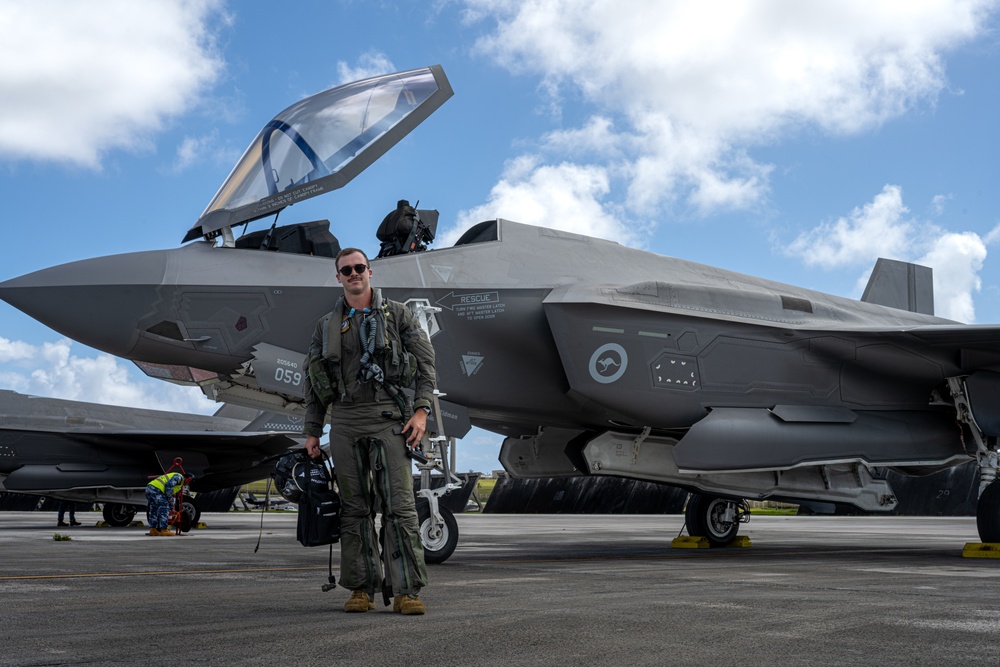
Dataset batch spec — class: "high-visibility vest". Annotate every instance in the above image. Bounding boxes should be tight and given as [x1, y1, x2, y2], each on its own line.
[148, 472, 184, 494]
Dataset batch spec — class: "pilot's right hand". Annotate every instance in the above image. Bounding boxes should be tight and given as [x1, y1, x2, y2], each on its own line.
[304, 435, 322, 459]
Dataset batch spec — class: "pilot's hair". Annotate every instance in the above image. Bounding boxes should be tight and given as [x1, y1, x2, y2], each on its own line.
[335, 247, 370, 268]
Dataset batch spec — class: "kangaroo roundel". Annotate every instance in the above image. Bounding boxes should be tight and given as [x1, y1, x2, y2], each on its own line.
[590, 343, 628, 384]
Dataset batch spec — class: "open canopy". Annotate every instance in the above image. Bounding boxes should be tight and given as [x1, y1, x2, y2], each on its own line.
[183, 65, 453, 243]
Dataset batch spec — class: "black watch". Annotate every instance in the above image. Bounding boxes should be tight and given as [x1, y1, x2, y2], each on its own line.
[419, 406, 431, 415]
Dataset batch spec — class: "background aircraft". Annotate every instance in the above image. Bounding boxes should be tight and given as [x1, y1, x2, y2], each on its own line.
[0, 390, 297, 527]
[4, 65, 1000, 552]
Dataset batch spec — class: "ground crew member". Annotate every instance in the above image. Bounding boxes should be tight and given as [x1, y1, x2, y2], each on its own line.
[56, 500, 81, 527]
[303, 246, 436, 615]
[146, 472, 185, 536]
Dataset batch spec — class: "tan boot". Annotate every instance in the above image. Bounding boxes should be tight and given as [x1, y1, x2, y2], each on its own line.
[393, 595, 426, 615]
[344, 590, 375, 613]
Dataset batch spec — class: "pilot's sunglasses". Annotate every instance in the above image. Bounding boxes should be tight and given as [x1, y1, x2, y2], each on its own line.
[339, 264, 369, 277]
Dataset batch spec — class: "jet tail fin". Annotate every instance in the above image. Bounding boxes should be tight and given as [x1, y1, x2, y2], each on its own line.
[861, 258, 934, 315]
[242, 411, 304, 437]
[212, 403, 259, 422]
[213, 403, 304, 437]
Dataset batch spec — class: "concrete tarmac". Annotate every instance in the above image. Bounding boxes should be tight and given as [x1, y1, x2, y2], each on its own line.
[2, 512, 999, 666]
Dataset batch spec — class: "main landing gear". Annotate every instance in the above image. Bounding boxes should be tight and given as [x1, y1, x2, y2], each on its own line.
[99, 493, 200, 532]
[102, 502, 137, 527]
[948, 377, 1000, 543]
[977, 481, 1000, 543]
[684, 493, 750, 547]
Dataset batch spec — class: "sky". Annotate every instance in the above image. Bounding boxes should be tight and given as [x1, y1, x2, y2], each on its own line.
[1, 0, 999, 474]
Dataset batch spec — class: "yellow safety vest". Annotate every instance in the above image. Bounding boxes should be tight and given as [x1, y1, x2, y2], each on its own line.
[148, 472, 184, 494]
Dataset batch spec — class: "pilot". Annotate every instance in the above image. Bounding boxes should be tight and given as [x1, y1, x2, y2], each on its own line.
[303, 247, 436, 616]
[145, 472, 185, 537]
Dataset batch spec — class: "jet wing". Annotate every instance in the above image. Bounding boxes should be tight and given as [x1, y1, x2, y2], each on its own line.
[1, 428, 296, 493]
[64, 429, 296, 452]
[184, 65, 453, 242]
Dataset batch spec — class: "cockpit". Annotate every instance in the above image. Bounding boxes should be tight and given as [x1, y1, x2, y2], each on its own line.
[183, 65, 453, 248]
[225, 196, 441, 260]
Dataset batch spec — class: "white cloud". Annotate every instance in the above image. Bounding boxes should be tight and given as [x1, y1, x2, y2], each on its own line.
[931, 194, 952, 216]
[0, 337, 216, 415]
[169, 130, 219, 173]
[983, 223, 1000, 246]
[541, 116, 622, 158]
[787, 185, 916, 268]
[785, 185, 992, 323]
[0, 336, 33, 363]
[443, 155, 637, 246]
[918, 232, 987, 322]
[0, 0, 225, 168]
[336, 51, 395, 85]
[463, 0, 995, 218]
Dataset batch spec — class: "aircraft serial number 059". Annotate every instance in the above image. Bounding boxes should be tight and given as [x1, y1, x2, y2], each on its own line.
[275, 368, 303, 386]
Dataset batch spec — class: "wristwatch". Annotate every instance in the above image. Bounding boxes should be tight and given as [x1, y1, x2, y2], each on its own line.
[419, 406, 431, 415]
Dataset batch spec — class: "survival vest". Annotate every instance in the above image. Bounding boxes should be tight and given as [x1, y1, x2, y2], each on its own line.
[307, 288, 417, 407]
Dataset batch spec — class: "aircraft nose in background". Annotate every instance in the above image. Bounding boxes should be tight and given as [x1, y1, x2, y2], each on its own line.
[0, 250, 169, 358]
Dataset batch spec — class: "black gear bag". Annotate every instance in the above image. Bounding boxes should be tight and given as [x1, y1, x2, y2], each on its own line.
[278, 451, 341, 547]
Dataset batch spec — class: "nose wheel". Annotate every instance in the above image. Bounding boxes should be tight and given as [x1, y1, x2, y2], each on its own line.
[417, 500, 458, 564]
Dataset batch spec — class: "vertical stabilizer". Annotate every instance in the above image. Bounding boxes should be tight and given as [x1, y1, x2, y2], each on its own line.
[861, 258, 934, 315]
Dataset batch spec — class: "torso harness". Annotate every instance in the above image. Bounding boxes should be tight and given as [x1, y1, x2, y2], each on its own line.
[324, 295, 413, 421]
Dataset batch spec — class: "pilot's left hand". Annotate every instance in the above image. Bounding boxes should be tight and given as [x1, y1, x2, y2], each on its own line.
[402, 409, 428, 446]
[304, 435, 322, 459]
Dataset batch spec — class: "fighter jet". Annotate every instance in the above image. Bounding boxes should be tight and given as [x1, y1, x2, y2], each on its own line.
[4, 64, 1000, 555]
[0, 390, 297, 528]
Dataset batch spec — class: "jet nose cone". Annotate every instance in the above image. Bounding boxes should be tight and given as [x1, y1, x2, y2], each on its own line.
[0, 250, 168, 358]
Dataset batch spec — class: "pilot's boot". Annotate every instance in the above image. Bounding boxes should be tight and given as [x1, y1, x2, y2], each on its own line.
[58, 521, 69, 527]
[393, 595, 426, 615]
[70, 519, 81, 526]
[344, 590, 375, 613]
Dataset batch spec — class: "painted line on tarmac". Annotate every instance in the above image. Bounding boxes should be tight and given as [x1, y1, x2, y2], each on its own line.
[479, 546, 955, 565]
[2, 547, 960, 581]
[0, 565, 335, 581]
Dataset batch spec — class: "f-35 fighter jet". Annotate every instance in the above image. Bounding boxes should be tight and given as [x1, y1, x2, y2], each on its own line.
[0, 390, 297, 527]
[5, 65, 1000, 549]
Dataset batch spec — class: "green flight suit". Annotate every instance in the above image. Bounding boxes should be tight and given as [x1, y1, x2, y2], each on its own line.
[303, 287, 436, 598]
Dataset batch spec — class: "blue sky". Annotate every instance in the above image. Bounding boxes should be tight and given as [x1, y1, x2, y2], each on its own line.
[1, 0, 999, 473]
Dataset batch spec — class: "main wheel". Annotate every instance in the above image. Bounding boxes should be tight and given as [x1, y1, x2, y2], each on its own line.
[977, 481, 1000, 543]
[102, 503, 137, 527]
[416, 500, 458, 564]
[179, 495, 201, 533]
[685, 493, 741, 547]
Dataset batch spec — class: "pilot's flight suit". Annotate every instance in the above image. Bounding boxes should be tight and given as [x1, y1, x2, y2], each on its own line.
[303, 287, 436, 600]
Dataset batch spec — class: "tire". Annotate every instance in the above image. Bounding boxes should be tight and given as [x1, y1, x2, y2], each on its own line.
[416, 500, 459, 564]
[179, 495, 201, 533]
[685, 493, 740, 547]
[684, 494, 706, 536]
[977, 481, 1000, 543]
[102, 503, 137, 527]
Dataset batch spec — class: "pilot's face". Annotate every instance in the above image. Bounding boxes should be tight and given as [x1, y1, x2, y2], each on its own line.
[336, 251, 372, 297]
